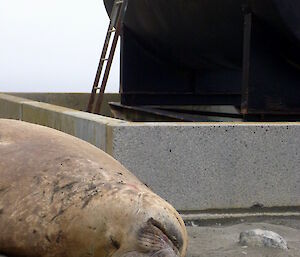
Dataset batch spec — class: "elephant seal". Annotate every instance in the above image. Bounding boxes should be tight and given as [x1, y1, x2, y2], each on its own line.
[0, 119, 187, 257]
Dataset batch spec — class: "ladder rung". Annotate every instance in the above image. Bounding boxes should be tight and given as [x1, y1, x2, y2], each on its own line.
[108, 28, 116, 33]
[101, 58, 109, 61]
[114, 0, 123, 5]
[93, 87, 101, 90]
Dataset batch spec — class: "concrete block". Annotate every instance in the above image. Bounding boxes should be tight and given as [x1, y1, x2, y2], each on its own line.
[109, 123, 300, 211]
[63, 110, 124, 151]
[22, 101, 121, 151]
[9, 93, 120, 116]
[0, 94, 32, 120]
[22, 101, 72, 130]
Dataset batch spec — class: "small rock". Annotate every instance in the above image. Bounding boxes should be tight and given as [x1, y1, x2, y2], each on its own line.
[191, 221, 198, 227]
[239, 229, 288, 250]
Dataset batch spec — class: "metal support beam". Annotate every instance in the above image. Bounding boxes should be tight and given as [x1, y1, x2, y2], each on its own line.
[241, 5, 252, 115]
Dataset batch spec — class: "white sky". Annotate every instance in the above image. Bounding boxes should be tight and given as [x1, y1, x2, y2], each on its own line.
[0, 0, 120, 92]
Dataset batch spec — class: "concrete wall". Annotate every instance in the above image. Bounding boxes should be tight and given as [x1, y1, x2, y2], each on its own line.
[8, 92, 120, 117]
[0, 93, 123, 151]
[0, 93, 299, 211]
[109, 123, 300, 211]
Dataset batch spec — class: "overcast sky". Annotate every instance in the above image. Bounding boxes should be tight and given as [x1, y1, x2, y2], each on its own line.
[0, 0, 120, 92]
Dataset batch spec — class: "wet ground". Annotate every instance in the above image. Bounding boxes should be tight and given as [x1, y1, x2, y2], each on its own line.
[186, 218, 300, 257]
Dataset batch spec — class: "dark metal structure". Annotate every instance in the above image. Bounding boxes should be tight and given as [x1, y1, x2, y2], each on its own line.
[104, 0, 300, 120]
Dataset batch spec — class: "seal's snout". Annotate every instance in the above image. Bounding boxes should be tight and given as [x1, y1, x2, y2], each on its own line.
[136, 218, 182, 257]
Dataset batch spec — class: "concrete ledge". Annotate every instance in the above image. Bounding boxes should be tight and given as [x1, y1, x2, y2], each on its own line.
[22, 101, 125, 151]
[109, 123, 300, 210]
[181, 211, 300, 224]
[0, 93, 122, 151]
[8, 92, 120, 116]
[0, 93, 299, 211]
[0, 94, 33, 120]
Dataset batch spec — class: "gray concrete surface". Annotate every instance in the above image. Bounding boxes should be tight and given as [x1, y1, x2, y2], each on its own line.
[186, 218, 300, 257]
[0, 93, 300, 211]
[8, 92, 120, 117]
[0, 94, 33, 120]
[0, 93, 123, 151]
[109, 123, 300, 210]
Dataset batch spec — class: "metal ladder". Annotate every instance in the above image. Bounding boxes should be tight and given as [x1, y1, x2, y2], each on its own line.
[87, 0, 128, 114]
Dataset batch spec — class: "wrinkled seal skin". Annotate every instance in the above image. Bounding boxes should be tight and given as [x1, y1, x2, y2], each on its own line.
[0, 119, 187, 257]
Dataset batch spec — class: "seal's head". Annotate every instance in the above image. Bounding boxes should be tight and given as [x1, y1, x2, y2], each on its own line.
[116, 217, 185, 257]
[105, 190, 188, 257]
